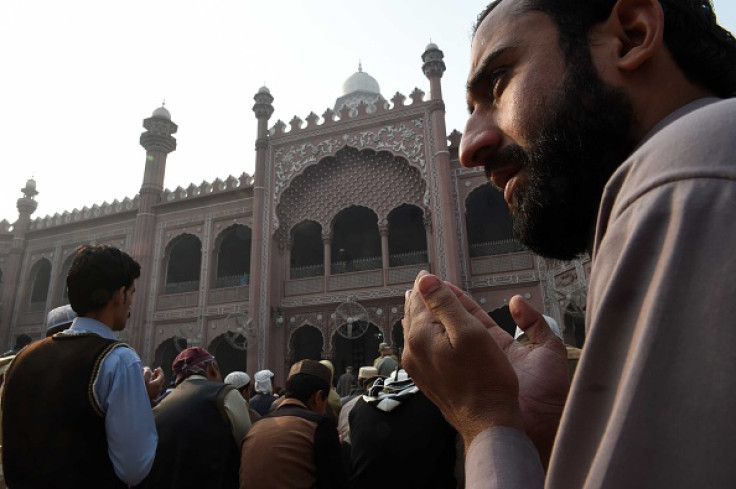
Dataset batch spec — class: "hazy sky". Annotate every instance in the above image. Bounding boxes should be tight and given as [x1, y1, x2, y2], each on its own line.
[1, 1, 734, 222]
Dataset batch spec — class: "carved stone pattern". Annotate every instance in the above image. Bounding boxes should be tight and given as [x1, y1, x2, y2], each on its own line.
[280, 286, 409, 308]
[425, 113, 448, 279]
[453, 169, 470, 289]
[208, 286, 249, 304]
[193, 216, 213, 335]
[536, 256, 560, 321]
[257, 145, 275, 370]
[555, 269, 578, 288]
[468, 272, 540, 289]
[272, 119, 426, 205]
[144, 221, 166, 362]
[276, 146, 427, 232]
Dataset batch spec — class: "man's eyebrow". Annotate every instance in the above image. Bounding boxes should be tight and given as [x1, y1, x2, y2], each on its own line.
[466, 45, 516, 92]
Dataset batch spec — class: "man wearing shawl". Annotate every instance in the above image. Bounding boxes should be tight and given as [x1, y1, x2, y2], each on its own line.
[136, 347, 251, 489]
[348, 369, 458, 488]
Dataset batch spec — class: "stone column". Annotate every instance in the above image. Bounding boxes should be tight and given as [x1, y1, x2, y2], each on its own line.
[379, 223, 390, 285]
[422, 43, 461, 284]
[322, 232, 332, 292]
[423, 214, 435, 273]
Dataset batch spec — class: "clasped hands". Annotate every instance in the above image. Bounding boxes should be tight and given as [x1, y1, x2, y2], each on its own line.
[402, 271, 569, 466]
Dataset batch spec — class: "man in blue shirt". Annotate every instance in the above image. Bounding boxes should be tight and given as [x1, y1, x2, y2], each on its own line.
[2, 244, 163, 487]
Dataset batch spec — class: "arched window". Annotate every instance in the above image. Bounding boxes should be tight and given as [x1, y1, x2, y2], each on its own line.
[290, 220, 323, 279]
[59, 253, 76, 303]
[28, 259, 52, 311]
[465, 184, 522, 257]
[387, 204, 428, 266]
[165, 234, 202, 294]
[290, 325, 323, 363]
[331, 206, 381, 274]
[214, 225, 251, 288]
[153, 337, 189, 387]
[333, 322, 383, 375]
[208, 332, 247, 380]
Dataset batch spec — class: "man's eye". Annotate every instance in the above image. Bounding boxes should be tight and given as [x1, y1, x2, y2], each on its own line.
[489, 69, 507, 100]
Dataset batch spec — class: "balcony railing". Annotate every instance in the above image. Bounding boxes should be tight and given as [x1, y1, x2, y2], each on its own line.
[389, 250, 428, 267]
[215, 273, 249, 288]
[164, 280, 200, 295]
[469, 239, 525, 257]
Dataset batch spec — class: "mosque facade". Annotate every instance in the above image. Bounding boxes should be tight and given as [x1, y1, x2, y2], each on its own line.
[0, 44, 589, 385]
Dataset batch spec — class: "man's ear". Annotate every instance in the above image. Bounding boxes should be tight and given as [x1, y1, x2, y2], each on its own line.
[112, 286, 126, 305]
[597, 0, 664, 72]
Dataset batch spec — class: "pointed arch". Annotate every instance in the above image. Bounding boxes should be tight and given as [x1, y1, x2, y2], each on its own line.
[164, 233, 202, 294]
[28, 258, 52, 312]
[289, 325, 324, 363]
[290, 220, 324, 279]
[387, 204, 428, 266]
[330, 206, 381, 274]
[465, 183, 522, 257]
[213, 224, 252, 288]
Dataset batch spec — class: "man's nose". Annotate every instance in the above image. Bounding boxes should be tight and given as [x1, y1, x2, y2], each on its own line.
[459, 112, 503, 168]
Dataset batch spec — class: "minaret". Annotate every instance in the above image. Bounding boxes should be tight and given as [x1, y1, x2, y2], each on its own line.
[248, 86, 274, 374]
[0, 179, 39, 348]
[130, 105, 177, 356]
[422, 43, 461, 284]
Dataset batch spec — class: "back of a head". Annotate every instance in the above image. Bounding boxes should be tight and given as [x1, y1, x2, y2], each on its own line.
[14, 334, 32, 349]
[66, 245, 141, 317]
[45, 304, 77, 337]
[224, 371, 251, 390]
[477, 0, 736, 97]
[286, 360, 331, 405]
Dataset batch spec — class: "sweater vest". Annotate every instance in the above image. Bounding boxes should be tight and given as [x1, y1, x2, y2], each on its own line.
[2, 333, 127, 489]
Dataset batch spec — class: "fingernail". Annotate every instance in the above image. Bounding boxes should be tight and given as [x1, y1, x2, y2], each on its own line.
[405, 289, 411, 299]
[418, 274, 442, 295]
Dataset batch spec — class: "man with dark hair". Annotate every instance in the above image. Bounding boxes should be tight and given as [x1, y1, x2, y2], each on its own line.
[137, 347, 251, 489]
[240, 359, 346, 489]
[402, 1, 736, 487]
[1, 244, 163, 487]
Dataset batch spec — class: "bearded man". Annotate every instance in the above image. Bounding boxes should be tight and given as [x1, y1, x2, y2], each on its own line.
[402, 0, 736, 487]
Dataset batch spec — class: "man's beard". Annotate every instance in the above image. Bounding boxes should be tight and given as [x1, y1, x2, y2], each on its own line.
[490, 49, 636, 260]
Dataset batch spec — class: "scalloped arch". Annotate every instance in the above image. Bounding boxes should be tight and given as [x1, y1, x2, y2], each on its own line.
[276, 146, 427, 234]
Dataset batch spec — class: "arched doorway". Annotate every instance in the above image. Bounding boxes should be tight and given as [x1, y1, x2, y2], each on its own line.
[332, 323, 383, 377]
[391, 320, 404, 356]
[208, 332, 247, 379]
[153, 337, 188, 387]
[290, 325, 323, 363]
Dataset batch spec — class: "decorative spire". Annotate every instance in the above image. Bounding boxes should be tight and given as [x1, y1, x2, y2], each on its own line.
[358, 60, 362, 72]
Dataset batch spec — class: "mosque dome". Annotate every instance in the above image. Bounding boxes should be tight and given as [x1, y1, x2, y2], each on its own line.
[342, 64, 380, 95]
[425, 42, 439, 51]
[334, 63, 383, 114]
[258, 86, 271, 94]
[152, 105, 171, 120]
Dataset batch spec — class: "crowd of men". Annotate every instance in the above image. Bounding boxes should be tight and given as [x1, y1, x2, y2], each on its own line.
[1, 0, 735, 487]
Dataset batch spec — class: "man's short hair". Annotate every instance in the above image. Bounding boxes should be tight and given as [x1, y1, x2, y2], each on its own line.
[475, 0, 736, 97]
[285, 373, 330, 405]
[66, 245, 141, 316]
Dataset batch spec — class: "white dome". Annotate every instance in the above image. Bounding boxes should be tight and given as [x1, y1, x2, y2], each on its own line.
[152, 106, 171, 120]
[342, 66, 380, 95]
